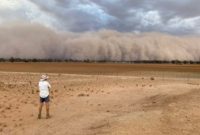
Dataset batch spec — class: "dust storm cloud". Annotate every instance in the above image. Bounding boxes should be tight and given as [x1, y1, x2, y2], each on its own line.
[0, 22, 200, 61]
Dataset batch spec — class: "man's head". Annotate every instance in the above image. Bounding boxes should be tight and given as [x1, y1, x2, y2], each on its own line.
[41, 74, 49, 81]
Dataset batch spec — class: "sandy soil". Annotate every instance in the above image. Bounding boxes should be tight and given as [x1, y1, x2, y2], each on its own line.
[0, 70, 200, 135]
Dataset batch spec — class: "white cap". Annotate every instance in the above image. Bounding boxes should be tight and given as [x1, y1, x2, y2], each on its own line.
[41, 74, 49, 81]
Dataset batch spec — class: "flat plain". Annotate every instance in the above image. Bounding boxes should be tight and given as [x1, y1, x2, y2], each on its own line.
[0, 63, 200, 135]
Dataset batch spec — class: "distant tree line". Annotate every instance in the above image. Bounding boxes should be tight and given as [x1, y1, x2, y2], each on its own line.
[0, 57, 200, 64]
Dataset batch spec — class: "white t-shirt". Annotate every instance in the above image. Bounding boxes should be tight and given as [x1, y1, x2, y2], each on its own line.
[38, 80, 51, 98]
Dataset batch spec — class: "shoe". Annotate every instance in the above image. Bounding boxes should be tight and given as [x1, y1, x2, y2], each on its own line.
[46, 113, 51, 119]
[38, 114, 41, 119]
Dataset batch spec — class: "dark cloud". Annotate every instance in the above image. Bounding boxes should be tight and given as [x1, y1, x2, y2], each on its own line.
[0, 0, 200, 34]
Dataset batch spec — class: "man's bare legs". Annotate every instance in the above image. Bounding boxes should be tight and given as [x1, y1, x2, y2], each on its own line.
[46, 102, 50, 119]
[38, 103, 43, 119]
[38, 102, 50, 119]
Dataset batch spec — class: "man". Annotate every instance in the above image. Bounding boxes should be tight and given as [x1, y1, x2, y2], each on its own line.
[38, 74, 51, 119]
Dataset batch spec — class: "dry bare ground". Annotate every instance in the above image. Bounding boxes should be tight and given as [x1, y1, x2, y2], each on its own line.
[0, 63, 200, 135]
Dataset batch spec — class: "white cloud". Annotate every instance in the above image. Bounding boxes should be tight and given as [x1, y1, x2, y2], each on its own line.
[0, 0, 59, 30]
[167, 16, 200, 34]
[141, 11, 161, 26]
[0, 0, 22, 9]
[75, 4, 115, 25]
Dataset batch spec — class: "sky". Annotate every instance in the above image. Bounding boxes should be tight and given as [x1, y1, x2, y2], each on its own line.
[1, 0, 200, 34]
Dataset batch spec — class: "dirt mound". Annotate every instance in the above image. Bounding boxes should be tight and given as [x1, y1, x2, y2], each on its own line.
[0, 82, 4, 87]
[0, 82, 6, 91]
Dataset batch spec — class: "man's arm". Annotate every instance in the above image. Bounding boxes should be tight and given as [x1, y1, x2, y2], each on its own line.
[48, 82, 51, 89]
